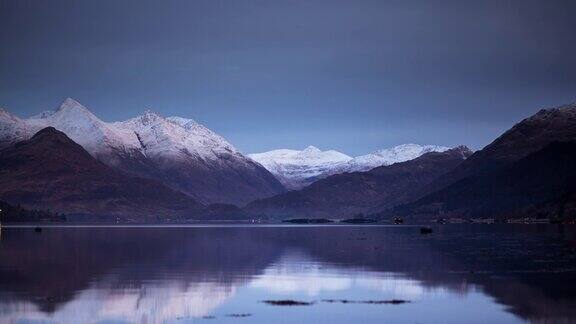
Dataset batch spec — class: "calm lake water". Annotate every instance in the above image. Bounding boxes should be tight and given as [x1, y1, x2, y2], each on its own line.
[0, 225, 575, 323]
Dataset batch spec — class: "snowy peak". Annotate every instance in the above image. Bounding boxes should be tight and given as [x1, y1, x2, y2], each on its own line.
[25, 98, 141, 155]
[56, 97, 91, 113]
[118, 110, 239, 160]
[249, 146, 352, 166]
[298, 145, 322, 156]
[134, 109, 165, 126]
[248, 146, 352, 189]
[28, 97, 105, 130]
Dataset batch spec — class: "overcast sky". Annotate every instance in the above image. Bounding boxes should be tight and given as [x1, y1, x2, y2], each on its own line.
[1, 0, 575, 155]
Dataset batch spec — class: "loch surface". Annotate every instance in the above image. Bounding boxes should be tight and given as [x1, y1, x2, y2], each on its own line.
[0, 225, 575, 323]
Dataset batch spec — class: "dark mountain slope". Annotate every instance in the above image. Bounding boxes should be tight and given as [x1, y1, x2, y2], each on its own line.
[396, 141, 576, 220]
[416, 103, 576, 199]
[0, 127, 204, 219]
[246, 146, 471, 219]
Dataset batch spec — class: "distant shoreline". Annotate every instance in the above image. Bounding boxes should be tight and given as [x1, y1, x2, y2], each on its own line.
[1, 221, 568, 227]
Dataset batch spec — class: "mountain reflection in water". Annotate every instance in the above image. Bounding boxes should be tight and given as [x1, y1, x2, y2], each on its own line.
[0, 225, 575, 323]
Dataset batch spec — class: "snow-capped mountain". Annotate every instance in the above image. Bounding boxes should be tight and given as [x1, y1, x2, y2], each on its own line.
[248, 146, 352, 189]
[250, 144, 450, 189]
[116, 110, 285, 204]
[25, 98, 145, 166]
[0, 98, 285, 205]
[335, 144, 450, 173]
[114, 112, 240, 160]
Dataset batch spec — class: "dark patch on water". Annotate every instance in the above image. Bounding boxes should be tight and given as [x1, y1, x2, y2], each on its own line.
[262, 300, 315, 306]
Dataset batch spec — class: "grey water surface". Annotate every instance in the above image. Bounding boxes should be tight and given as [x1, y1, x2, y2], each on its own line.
[0, 225, 575, 323]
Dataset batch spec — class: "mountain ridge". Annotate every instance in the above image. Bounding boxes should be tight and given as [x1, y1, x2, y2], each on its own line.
[415, 103, 576, 199]
[0, 98, 285, 205]
[246, 146, 472, 219]
[249, 143, 450, 189]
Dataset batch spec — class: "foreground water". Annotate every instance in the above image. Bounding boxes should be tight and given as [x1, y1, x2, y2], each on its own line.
[0, 225, 575, 323]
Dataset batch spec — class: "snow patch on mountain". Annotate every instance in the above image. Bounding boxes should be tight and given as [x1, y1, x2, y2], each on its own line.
[337, 144, 450, 173]
[250, 144, 450, 189]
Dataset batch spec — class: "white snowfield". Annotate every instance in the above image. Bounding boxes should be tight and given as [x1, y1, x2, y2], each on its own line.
[248, 146, 353, 189]
[250, 143, 450, 189]
[3, 98, 245, 164]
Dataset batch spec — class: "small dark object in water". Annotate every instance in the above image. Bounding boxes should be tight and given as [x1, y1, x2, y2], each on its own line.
[322, 299, 410, 305]
[202, 315, 216, 319]
[225, 313, 252, 318]
[262, 300, 315, 306]
[420, 227, 433, 234]
[34, 226, 42, 233]
[393, 217, 404, 224]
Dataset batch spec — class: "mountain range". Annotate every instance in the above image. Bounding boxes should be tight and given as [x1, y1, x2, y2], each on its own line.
[246, 103, 576, 221]
[0, 98, 284, 205]
[246, 146, 472, 218]
[249, 144, 449, 189]
[1, 98, 575, 223]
